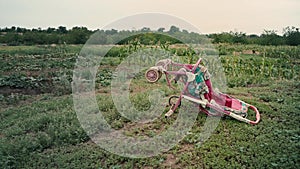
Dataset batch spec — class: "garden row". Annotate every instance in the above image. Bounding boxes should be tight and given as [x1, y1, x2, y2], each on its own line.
[0, 44, 298, 98]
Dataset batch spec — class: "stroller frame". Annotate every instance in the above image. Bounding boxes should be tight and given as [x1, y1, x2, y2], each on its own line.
[145, 58, 260, 125]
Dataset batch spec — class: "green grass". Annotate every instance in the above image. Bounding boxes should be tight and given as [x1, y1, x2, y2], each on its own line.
[0, 45, 299, 168]
[1, 80, 299, 168]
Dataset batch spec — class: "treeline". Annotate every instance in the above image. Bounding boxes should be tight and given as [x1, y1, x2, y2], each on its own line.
[0, 26, 299, 46]
[209, 27, 300, 46]
[0, 26, 207, 45]
[0, 26, 91, 45]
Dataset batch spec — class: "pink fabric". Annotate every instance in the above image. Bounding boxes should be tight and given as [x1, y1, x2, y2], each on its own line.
[230, 99, 242, 110]
[184, 64, 194, 71]
[204, 79, 242, 110]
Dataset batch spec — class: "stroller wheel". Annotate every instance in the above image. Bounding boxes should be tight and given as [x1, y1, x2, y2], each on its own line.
[145, 69, 160, 83]
[169, 95, 181, 108]
[158, 71, 162, 79]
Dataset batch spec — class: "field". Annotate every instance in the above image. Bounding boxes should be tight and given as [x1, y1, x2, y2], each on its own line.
[0, 44, 299, 168]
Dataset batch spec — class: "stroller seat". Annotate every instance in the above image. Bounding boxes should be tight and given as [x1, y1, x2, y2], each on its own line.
[183, 64, 248, 117]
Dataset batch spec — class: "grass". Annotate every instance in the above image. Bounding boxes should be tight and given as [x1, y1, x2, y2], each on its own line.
[1, 80, 299, 168]
[0, 45, 299, 168]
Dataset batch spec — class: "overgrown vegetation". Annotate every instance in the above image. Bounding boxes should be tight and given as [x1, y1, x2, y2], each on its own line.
[0, 43, 299, 168]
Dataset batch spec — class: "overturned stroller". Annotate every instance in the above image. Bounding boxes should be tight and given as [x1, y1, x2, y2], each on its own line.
[145, 58, 260, 125]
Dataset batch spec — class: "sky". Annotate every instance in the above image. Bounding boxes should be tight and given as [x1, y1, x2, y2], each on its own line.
[0, 0, 299, 35]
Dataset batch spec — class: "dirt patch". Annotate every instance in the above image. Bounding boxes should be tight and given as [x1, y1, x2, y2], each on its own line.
[0, 86, 43, 95]
[163, 153, 177, 168]
[96, 87, 111, 95]
[162, 144, 197, 168]
[179, 144, 194, 153]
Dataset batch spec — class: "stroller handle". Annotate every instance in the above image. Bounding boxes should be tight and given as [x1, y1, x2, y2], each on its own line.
[228, 105, 260, 125]
[248, 105, 261, 125]
[191, 58, 202, 73]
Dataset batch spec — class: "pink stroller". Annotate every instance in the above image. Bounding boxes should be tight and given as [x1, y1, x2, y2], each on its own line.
[145, 58, 260, 125]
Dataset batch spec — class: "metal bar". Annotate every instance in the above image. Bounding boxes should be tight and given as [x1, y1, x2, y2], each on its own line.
[182, 95, 207, 106]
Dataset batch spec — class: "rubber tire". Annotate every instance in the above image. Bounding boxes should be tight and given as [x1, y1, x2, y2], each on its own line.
[145, 69, 160, 83]
[168, 95, 181, 108]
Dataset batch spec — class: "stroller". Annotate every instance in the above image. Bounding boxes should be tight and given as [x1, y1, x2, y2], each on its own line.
[145, 58, 260, 125]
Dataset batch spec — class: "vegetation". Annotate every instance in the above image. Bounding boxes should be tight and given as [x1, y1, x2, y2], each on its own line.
[0, 39, 299, 168]
[0, 26, 299, 46]
[0, 26, 207, 45]
[209, 27, 300, 46]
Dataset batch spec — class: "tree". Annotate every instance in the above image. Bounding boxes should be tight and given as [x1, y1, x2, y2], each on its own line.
[259, 30, 284, 45]
[230, 31, 247, 44]
[247, 34, 260, 44]
[16, 27, 27, 33]
[141, 27, 150, 32]
[157, 27, 165, 32]
[168, 26, 180, 34]
[88, 31, 107, 44]
[182, 29, 189, 34]
[209, 32, 234, 43]
[46, 27, 55, 33]
[57, 26, 67, 34]
[11, 26, 16, 32]
[105, 29, 118, 35]
[283, 26, 300, 46]
[67, 27, 91, 44]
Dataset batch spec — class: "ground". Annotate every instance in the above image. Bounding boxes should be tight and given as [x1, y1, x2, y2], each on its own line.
[0, 45, 299, 168]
